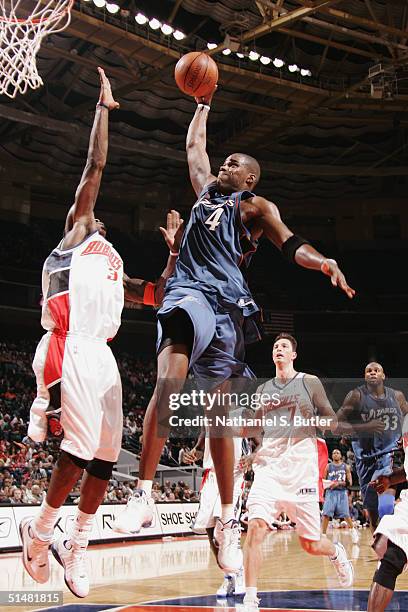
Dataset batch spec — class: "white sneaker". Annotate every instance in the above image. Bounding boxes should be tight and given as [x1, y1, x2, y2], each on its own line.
[51, 538, 89, 598]
[214, 519, 243, 573]
[242, 595, 260, 611]
[113, 489, 154, 534]
[330, 542, 354, 587]
[351, 527, 360, 544]
[20, 518, 50, 584]
[216, 575, 235, 597]
[234, 566, 246, 595]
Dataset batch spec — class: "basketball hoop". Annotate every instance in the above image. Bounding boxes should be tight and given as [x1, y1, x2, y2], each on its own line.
[0, 1, 74, 99]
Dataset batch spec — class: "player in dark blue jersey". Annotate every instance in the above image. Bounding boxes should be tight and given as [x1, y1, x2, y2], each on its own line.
[337, 362, 408, 531]
[114, 85, 355, 572]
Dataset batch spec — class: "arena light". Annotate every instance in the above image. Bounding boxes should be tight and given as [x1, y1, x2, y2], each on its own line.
[249, 51, 259, 61]
[149, 18, 162, 30]
[135, 12, 148, 24]
[93, 0, 105, 7]
[301, 68, 312, 77]
[161, 23, 174, 35]
[106, 2, 119, 13]
[173, 30, 186, 40]
[236, 52, 244, 59]
[289, 63, 299, 72]
[273, 58, 284, 68]
[222, 48, 231, 55]
[260, 56, 271, 65]
[207, 42, 217, 50]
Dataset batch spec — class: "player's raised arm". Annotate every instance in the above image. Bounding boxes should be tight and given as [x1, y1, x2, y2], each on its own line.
[124, 210, 184, 307]
[63, 68, 119, 248]
[254, 196, 355, 299]
[186, 89, 218, 197]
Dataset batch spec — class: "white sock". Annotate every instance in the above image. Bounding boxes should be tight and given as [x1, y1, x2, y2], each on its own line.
[69, 508, 94, 548]
[221, 504, 234, 523]
[33, 499, 60, 542]
[244, 586, 258, 601]
[137, 479, 152, 496]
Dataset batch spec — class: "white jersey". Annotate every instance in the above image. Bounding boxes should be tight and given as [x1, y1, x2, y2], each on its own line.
[254, 372, 317, 466]
[203, 435, 248, 478]
[41, 231, 124, 341]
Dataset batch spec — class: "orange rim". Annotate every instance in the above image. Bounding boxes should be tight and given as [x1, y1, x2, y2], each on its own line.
[0, 0, 73, 24]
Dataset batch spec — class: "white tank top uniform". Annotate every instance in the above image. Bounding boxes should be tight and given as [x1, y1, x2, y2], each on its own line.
[28, 232, 124, 462]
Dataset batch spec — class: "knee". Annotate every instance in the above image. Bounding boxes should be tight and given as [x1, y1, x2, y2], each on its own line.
[86, 458, 115, 481]
[247, 519, 268, 545]
[373, 542, 407, 591]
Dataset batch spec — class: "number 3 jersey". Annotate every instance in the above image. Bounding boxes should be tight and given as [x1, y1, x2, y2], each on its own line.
[166, 181, 259, 317]
[351, 385, 403, 461]
[40, 231, 124, 341]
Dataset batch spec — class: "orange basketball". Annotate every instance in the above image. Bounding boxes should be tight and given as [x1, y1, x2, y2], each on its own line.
[174, 52, 218, 98]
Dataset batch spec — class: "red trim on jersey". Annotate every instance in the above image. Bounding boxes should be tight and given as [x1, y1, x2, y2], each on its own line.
[317, 438, 329, 503]
[48, 292, 70, 332]
[200, 468, 211, 491]
[44, 333, 66, 388]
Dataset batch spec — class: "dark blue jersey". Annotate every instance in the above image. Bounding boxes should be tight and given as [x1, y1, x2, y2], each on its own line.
[351, 385, 402, 461]
[166, 181, 259, 317]
[327, 462, 347, 490]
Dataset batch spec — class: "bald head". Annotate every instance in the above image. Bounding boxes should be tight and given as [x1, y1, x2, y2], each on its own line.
[365, 362, 385, 386]
[233, 153, 261, 187]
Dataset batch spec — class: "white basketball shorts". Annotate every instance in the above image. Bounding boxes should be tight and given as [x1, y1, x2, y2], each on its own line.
[374, 489, 408, 571]
[29, 331, 123, 462]
[192, 469, 244, 531]
[247, 463, 321, 541]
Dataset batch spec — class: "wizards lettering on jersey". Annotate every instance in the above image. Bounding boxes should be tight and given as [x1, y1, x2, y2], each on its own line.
[361, 405, 400, 424]
[81, 240, 122, 270]
[193, 197, 235, 210]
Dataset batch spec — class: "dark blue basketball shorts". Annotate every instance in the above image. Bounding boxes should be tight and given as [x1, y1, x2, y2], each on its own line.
[355, 452, 394, 511]
[322, 489, 350, 518]
[156, 287, 255, 381]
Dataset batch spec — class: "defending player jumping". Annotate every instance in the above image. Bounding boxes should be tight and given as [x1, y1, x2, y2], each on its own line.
[114, 85, 355, 573]
[336, 362, 408, 531]
[243, 334, 354, 611]
[367, 414, 408, 612]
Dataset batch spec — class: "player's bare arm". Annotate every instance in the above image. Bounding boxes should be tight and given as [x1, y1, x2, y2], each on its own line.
[303, 374, 352, 436]
[346, 464, 353, 488]
[242, 196, 355, 299]
[336, 389, 386, 434]
[123, 210, 184, 307]
[186, 88, 217, 197]
[63, 68, 119, 249]
[395, 390, 408, 416]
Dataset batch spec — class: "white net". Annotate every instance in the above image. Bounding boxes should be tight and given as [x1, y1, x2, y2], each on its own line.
[0, 0, 73, 98]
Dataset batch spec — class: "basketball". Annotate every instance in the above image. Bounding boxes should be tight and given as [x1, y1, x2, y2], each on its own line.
[174, 52, 218, 98]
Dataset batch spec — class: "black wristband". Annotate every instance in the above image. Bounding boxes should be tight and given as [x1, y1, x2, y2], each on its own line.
[97, 102, 110, 110]
[281, 234, 310, 263]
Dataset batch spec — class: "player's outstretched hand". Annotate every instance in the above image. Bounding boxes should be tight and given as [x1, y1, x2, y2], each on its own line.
[160, 209, 184, 254]
[195, 84, 218, 107]
[183, 448, 203, 464]
[98, 67, 120, 111]
[369, 475, 390, 494]
[321, 258, 355, 299]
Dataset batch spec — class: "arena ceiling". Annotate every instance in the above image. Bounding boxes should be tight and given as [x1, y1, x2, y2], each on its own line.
[1, 0, 408, 209]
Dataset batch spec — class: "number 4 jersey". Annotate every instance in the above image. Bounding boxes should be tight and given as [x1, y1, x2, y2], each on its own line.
[166, 181, 259, 317]
[41, 231, 124, 341]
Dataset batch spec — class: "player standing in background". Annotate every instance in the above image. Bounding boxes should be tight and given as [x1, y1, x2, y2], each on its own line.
[20, 68, 123, 599]
[321, 448, 359, 543]
[114, 84, 354, 573]
[367, 415, 408, 611]
[243, 334, 354, 611]
[336, 362, 408, 531]
[184, 426, 258, 598]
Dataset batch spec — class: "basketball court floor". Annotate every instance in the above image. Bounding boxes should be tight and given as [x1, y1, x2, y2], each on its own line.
[1, 528, 407, 612]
